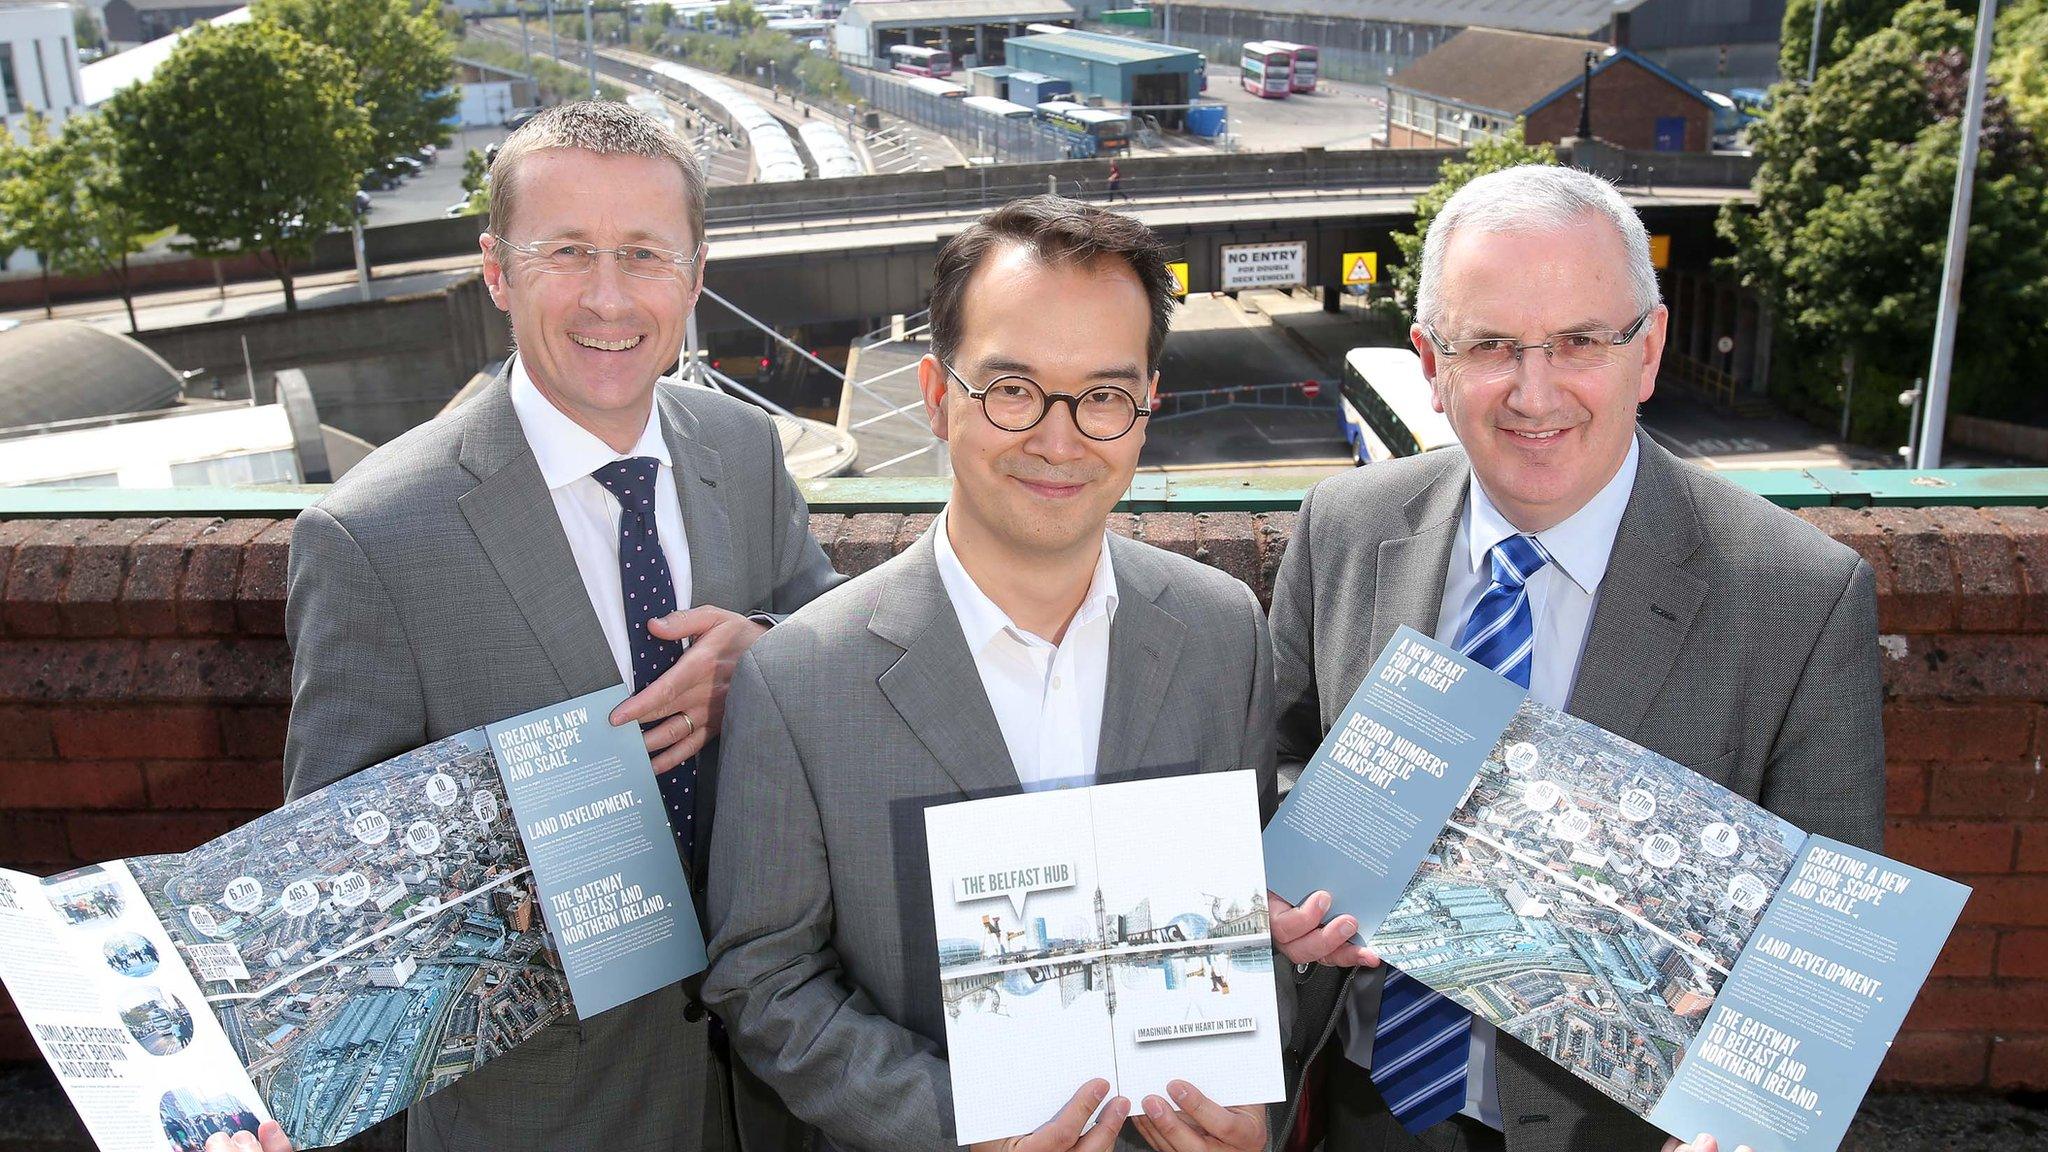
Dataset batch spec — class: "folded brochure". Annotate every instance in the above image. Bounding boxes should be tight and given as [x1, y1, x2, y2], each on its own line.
[925, 771, 1285, 1145]
[1263, 628, 1969, 1152]
[0, 685, 705, 1152]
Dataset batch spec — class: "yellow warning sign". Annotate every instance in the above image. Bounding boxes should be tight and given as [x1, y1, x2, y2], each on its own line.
[1342, 251, 1378, 286]
[1167, 261, 1190, 297]
[1649, 234, 1671, 270]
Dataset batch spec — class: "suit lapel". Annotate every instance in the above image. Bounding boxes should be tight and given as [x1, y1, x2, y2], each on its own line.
[873, 531, 1023, 800]
[1094, 536, 1187, 783]
[657, 386, 740, 614]
[456, 372, 622, 698]
[1564, 434, 1706, 741]
[1368, 458, 1470, 664]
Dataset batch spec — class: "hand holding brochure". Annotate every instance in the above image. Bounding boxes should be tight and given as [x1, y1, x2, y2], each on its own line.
[924, 772, 1285, 1146]
[0, 686, 705, 1152]
[1264, 629, 1970, 1152]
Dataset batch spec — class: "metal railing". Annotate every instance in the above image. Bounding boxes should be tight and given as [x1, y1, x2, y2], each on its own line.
[840, 68, 1068, 165]
[1663, 354, 1740, 408]
[1151, 381, 1335, 422]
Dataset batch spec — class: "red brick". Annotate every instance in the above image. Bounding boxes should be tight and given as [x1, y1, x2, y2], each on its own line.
[1868, 508, 1958, 633]
[893, 513, 936, 553]
[827, 512, 904, 577]
[1195, 512, 1260, 593]
[803, 513, 845, 557]
[234, 520, 295, 636]
[2001, 929, 2048, 977]
[56, 518, 161, 638]
[1886, 819, 2016, 874]
[1105, 512, 1139, 540]
[52, 705, 221, 759]
[1881, 634, 2048, 700]
[0, 639, 142, 703]
[0, 761, 146, 809]
[2020, 826, 2048, 872]
[1979, 506, 2048, 632]
[176, 519, 275, 634]
[1991, 1034, 2048, 1088]
[1874, 1030, 1990, 1089]
[1931, 927, 1999, 977]
[221, 706, 290, 759]
[120, 518, 217, 636]
[136, 637, 292, 703]
[0, 519, 96, 637]
[1945, 508, 2025, 632]
[1884, 702, 2033, 762]
[0, 812, 74, 867]
[0, 705, 54, 758]
[1954, 876, 2048, 927]
[1258, 511, 1298, 608]
[1887, 762, 1929, 816]
[1802, 507, 1892, 615]
[1137, 511, 1199, 559]
[1904, 977, 2048, 1030]
[142, 760, 284, 810]
[1929, 762, 2048, 818]
[64, 810, 264, 859]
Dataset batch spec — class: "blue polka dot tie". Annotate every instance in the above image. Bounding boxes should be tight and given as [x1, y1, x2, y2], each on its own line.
[591, 457, 697, 867]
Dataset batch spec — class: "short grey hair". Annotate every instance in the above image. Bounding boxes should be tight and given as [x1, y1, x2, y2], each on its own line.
[1414, 164, 1661, 328]
[488, 100, 706, 251]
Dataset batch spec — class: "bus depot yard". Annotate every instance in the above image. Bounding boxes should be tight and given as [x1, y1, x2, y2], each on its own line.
[861, 30, 1386, 157]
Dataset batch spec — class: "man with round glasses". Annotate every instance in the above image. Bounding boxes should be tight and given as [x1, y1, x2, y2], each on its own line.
[1266, 165, 1882, 1152]
[704, 196, 1283, 1152]
[282, 102, 840, 1152]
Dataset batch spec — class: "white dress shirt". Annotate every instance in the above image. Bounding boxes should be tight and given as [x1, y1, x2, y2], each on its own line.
[932, 508, 1118, 792]
[508, 357, 693, 689]
[1343, 438, 1640, 1129]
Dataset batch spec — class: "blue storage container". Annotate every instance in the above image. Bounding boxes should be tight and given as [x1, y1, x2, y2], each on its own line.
[1184, 102, 1226, 138]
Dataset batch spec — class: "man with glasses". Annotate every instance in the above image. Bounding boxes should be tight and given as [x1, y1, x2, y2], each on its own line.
[283, 102, 840, 1152]
[703, 196, 1281, 1152]
[1265, 165, 1881, 1152]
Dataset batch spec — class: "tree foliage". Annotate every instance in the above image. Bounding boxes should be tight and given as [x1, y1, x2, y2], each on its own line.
[1376, 126, 1559, 323]
[255, 0, 458, 164]
[1720, 0, 2048, 437]
[105, 19, 374, 311]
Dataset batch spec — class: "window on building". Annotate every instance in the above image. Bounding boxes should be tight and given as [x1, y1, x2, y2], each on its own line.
[32, 39, 51, 111]
[1, 49, 18, 116]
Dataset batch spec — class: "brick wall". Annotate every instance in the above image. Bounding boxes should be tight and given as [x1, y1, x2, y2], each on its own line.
[1525, 59, 1711, 152]
[0, 507, 2042, 1091]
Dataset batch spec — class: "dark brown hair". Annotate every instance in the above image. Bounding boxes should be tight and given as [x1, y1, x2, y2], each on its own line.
[928, 196, 1178, 371]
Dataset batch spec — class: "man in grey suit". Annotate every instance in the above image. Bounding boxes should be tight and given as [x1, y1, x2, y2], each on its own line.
[283, 103, 839, 1152]
[704, 198, 1280, 1152]
[1265, 166, 1882, 1152]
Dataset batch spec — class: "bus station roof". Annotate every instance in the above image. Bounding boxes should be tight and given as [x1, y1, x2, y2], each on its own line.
[840, 0, 1076, 29]
[1006, 30, 1203, 66]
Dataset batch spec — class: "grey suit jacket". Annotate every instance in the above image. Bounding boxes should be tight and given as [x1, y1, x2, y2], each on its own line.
[283, 369, 842, 1152]
[703, 527, 1283, 1152]
[1271, 432, 1884, 1152]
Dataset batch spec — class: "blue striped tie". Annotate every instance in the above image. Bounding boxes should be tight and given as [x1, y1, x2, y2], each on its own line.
[1370, 533, 1546, 1133]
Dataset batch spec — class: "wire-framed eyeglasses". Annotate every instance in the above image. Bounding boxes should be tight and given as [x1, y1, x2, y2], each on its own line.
[944, 363, 1151, 442]
[1424, 309, 1653, 379]
[488, 233, 703, 282]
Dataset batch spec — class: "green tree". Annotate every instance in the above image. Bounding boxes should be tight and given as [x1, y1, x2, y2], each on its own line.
[1722, 0, 2048, 439]
[459, 146, 491, 216]
[715, 0, 767, 33]
[106, 19, 374, 311]
[1996, 0, 2048, 136]
[256, 0, 458, 164]
[0, 114, 73, 319]
[1376, 126, 1559, 322]
[1778, 1, 1953, 81]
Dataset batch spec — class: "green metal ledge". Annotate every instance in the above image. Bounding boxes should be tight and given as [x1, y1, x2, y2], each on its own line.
[2, 468, 2048, 520]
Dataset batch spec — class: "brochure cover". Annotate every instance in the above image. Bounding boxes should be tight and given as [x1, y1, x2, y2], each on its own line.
[1265, 629, 1970, 1152]
[0, 685, 705, 1152]
[924, 771, 1285, 1146]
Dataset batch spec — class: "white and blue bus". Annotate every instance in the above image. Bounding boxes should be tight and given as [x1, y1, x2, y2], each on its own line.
[1036, 102, 1130, 157]
[1240, 41, 1291, 99]
[889, 44, 954, 77]
[1339, 347, 1458, 464]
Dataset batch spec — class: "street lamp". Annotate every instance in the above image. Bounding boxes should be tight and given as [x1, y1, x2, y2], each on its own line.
[1577, 50, 1597, 139]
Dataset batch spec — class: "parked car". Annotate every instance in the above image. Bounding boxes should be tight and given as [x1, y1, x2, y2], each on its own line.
[360, 168, 399, 192]
[416, 143, 439, 164]
[503, 106, 542, 129]
[382, 155, 424, 179]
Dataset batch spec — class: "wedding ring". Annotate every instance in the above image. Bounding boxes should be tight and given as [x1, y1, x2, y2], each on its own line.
[680, 711, 696, 738]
